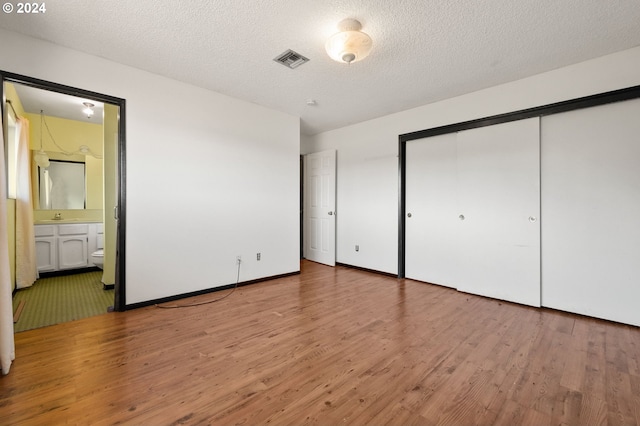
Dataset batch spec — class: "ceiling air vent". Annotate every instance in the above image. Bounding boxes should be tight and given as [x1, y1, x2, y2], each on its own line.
[274, 49, 310, 69]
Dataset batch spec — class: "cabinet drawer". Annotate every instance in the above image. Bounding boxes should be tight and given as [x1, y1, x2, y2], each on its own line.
[34, 225, 55, 237]
[58, 224, 89, 236]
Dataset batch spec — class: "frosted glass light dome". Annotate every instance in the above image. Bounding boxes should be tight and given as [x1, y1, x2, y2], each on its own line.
[325, 19, 373, 64]
[34, 149, 50, 169]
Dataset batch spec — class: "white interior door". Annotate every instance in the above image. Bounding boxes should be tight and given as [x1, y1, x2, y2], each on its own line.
[405, 133, 458, 287]
[541, 98, 640, 326]
[456, 118, 541, 307]
[304, 150, 336, 266]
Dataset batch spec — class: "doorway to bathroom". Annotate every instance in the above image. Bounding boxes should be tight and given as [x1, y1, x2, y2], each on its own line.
[1, 71, 127, 330]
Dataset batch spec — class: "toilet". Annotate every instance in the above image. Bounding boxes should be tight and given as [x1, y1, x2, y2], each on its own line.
[91, 249, 104, 269]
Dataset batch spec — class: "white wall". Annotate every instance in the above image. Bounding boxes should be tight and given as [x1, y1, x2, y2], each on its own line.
[0, 29, 300, 304]
[303, 46, 640, 274]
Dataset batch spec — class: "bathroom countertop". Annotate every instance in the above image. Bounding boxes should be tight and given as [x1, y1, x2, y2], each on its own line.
[35, 219, 103, 225]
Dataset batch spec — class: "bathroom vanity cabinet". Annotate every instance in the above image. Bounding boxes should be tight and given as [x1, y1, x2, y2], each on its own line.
[35, 223, 104, 273]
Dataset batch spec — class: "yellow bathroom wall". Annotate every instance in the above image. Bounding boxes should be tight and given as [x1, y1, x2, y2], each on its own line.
[85, 155, 103, 209]
[26, 112, 102, 153]
[5, 83, 25, 115]
[25, 112, 104, 212]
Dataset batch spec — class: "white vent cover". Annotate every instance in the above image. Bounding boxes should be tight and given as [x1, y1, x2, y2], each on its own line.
[274, 49, 310, 69]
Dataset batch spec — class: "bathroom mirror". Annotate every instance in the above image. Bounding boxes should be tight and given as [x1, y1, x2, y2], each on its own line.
[38, 159, 86, 209]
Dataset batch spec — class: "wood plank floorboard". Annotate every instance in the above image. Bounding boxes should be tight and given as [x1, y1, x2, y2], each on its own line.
[1, 260, 640, 425]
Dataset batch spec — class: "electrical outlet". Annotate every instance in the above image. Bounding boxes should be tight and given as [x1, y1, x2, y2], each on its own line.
[355, 245, 359, 252]
[257, 253, 261, 261]
[236, 255, 242, 264]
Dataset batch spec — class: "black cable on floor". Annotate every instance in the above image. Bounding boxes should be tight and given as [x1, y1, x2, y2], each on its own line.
[154, 259, 241, 309]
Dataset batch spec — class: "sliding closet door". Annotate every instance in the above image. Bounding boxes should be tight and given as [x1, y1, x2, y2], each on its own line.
[541, 99, 640, 326]
[405, 133, 457, 287]
[456, 118, 541, 307]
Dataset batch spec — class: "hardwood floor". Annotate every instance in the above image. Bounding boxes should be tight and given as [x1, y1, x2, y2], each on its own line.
[2, 260, 639, 425]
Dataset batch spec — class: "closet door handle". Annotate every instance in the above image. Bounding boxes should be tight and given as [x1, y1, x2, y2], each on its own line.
[459, 214, 465, 220]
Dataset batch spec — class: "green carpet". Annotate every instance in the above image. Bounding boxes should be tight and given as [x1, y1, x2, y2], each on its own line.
[12, 271, 114, 332]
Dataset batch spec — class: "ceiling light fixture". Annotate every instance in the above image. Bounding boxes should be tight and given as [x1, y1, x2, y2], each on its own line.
[82, 102, 95, 119]
[325, 18, 373, 64]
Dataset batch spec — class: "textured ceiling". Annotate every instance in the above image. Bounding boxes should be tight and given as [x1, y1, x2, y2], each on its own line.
[1, 0, 640, 135]
[11, 83, 104, 124]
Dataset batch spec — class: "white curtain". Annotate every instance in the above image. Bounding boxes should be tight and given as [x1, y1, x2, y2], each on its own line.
[15, 117, 37, 289]
[0, 112, 16, 375]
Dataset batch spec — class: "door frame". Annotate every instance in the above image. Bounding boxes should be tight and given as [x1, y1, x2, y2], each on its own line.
[1, 70, 127, 311]
[398, 84, 640, 278]
[300, 155, 303, 259]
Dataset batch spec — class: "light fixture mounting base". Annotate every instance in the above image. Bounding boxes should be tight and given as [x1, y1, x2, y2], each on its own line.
[338, 18, 363, 32]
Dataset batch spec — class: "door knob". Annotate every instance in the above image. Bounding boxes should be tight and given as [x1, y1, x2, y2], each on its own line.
[529, 216, 537, 223]
[459, 214, 465, 220]
[407, 213, 412, 218]
[328, 211, 333, 215]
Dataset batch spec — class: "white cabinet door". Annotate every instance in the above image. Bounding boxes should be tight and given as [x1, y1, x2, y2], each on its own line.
[541, 98, 640, 326]
[406, 133, 458, 287]
[58, 236, 88, 270]
[35, 237, 57, 272]
[456, 118, 541, 306]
